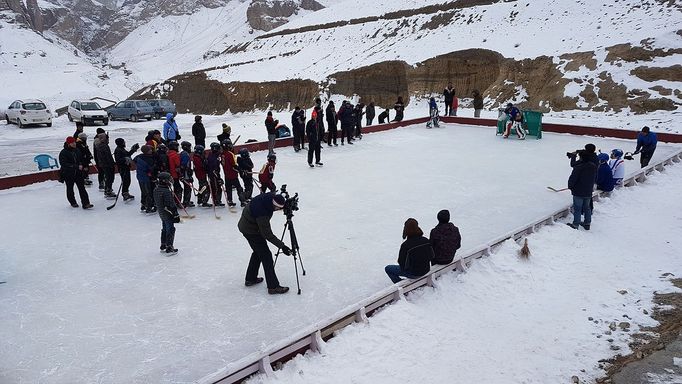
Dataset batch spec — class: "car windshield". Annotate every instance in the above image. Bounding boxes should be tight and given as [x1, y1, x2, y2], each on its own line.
[136, 101, 151, 107]
[80, 102, 102, 110]
[22, 103, 46, 110]
[147, 100, 158, 106]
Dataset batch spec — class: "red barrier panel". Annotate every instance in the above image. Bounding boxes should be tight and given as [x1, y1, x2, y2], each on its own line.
[1, 116, 680, 191]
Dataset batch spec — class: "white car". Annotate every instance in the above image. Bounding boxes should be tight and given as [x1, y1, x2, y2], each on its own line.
[67, 100, 109, 126]
[5, 99, 52, 128]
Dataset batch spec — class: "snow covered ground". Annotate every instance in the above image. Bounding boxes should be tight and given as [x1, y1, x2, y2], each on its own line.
[0, 121, 680, 383]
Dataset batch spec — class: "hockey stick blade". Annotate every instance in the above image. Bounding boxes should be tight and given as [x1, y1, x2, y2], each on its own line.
[546, 186, 569, 192]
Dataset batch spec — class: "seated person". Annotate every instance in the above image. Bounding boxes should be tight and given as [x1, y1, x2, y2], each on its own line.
[596, 153, 615, 193]
[385, 218, 434, 283]
[609, 149, 625, 186]
[377, 109, 389, 124]
[429, 209, 462, 265]
[275, 124, 291, 138]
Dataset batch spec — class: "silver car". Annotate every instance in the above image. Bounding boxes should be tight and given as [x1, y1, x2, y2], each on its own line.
[107, 100, 154, 122]
[5, 99, 53, 128]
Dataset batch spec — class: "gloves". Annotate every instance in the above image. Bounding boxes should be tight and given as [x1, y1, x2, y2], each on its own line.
[281, 245, 292, 256]
[131, 143, 140, 151]
[172, 212, 181, 223]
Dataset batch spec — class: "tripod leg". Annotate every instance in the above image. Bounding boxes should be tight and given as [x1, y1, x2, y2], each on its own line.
[287, 220, 306, 275]
[293, 254, 301, 295]
[273, 220, 289, 267]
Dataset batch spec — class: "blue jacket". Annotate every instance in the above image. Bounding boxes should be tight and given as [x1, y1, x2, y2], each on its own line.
[505, 106, 522, 121]
[163, 113, 179, 141]
[134, 153, 155, 182]
[635, 132, 657, 155]
[596, 163, 615, 192]
[339, 104, 355, 128]
[429, 99, 437, 111]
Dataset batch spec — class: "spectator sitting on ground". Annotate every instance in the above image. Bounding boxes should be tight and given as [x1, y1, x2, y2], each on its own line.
[596, 153, 615, 194]
[429, 209, 462, 265]
[385, 218, 434, 283]
[609, 149, 625, 186]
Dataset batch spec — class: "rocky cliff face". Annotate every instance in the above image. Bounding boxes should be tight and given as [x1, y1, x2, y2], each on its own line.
[246, 0, 324, 32]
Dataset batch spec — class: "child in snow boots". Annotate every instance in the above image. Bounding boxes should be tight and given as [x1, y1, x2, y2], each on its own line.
[114, 138, 140, 201]
[154, 172, 180, 255]
[426, 97, 440, 128]
[259, 154, 277, 193]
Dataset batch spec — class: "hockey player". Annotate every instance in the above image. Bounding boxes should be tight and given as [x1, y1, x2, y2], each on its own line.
[155, 143, 170, 173]
[596, 153, 615, 193]
[154, 172, 180, 255]
[503, 103, 525, 139]
[135, 145, 157, 213]
[238, 148, 255, 201]
[426, 97, 440, 128]
[378, 108, 389, 124]
[179, 141, 195, 207]
[167, 141, 183, 205]
[114, 138, 140, 201]
[192, 145, 210, 207]
[258, 154, 277, 193]
[221, 139, 246, 207]
[206, 142, 225, 206]
[609, 149, 625, 186]
[306, 110, 323, 167]
[75, 132, 93, 185]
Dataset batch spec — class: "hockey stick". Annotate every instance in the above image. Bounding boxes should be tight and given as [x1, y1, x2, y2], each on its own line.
[106, 183, 123, 210]
[171, 188, 195, 219]
[206, 176, 221, 220]
[232, 134, 241, 146]
[546, 186, 569, 192]
[181, 179, 206, 195]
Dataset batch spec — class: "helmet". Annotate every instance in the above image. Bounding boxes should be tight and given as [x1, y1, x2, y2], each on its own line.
[221, 139, 233, 149]
[158, 172, 172, 184]
[611, 149, 623, 159]
[157, 143, 167, 153]
[181, 141, 192, 151]
[598, 153, 609, 163]
[210, 142, 221, 151]
[507, 103, 513, 107]
[239, 148, 250, 157]
[168, 141, 179, 151]
[267, 154, 277, 163]
[194, 144, 205, 154]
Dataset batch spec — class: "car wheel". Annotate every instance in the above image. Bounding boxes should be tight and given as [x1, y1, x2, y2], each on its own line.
[103, 119, 109, 126]
[67, 113, 73, 122]
[108, 113, 114, 121]
[154, 112, 160, 120]
[131, 114, 138, 122]
[4, 114, 9, 124]
[17, 118, 23, 128]
[46, 123, 52, 127]
[147, 117, 152, 121]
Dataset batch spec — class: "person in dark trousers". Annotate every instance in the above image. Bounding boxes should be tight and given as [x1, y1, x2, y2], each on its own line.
[338, 101, 355, 145]
[378, 108, 389, 124]
[353, 103, 364, 139]
[258, 154, 277, 193]
[167, 141, 183, 205]
[634, 126, 657, 168]
[392, 96, 405, 122]
[59, 136, 93, 209]
[429, 210, 461, 265]
[179, 141, 194, 207]
[192, 144, 210, 207]
[191, 115, 206, 147]
[206, 142, 225, 206]
[385, 218, 434, 283]
[237, 148, 254, 201]
[596, 153, 615, 194]
[217, 123, 231, 143]
[113, 138, 140, 201]
[93, 127, 106, 190]
[443, 83, 455, 116]
[75, 132, 93, 186]
[306, 110, 323, 167]
[222, 139, 246, 207]
[314, 98, 326, 145]
[135, 145, 157, 213]
[325, 101, 338, 146]
[238, 192, 292, 294]
[94, 132, 116, 198]
[154, 172, 180, 254]
[291, 106, 306, 152]
[472, 90, 484, 118]
[365, 101, 376, 126]
[265, 111, 278, 155]
[567, 150, 598, 230]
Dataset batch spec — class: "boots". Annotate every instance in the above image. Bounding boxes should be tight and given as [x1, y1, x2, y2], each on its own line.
[104, 190, 117, 198]
[123, 192, 134, 201]
[268, 286, 289, 294]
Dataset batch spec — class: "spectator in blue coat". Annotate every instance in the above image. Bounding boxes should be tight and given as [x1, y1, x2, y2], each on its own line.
[163, 113, 179, 142]
[596, 153, 615, 193]
[567, 150, 597, 230]
[634, 126, 657, 168]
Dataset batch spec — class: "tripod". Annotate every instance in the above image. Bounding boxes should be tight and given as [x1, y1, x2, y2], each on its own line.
[274, 213, 306, 294]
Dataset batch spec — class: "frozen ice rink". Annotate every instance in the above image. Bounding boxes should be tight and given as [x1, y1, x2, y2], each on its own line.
[0, 122, 678, 383]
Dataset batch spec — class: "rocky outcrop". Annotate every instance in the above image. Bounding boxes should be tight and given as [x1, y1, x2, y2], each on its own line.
[247, 0, 324, 32]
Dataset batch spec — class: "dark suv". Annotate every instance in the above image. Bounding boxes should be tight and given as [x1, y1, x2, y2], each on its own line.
[106, 100, 154, 122]
[147, 99, 177, 119]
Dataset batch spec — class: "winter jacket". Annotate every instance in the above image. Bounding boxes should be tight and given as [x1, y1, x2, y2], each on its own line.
[134, 153, 156, 183]
[114, 145, 138, 170]
[353, 104, 364, 125]
[59, 146, 82, 180]
[452, 97, 459, 109]
[315, 104, 324, 128]
[325, 104, 337, 127]
[397, 235, 434, 276]
[192, 122, 206, 142]
[154, 184, 178, 221]
[259, 162, 275, 184]
[609, 159, 625, 180]
[473, 93, 484, 110]
[265, 116, 278, 135]
[179, 150, 192, 179]
[365, 103, 376, 120]
[339, 104, 355, 128]
[192, 153, 207, 180]
[217, 132, 231, 143]
[306, 119, 319, 144]
[94, 133, 114, 168]
[429, 99, 438, 111]
[429, 223, 461, 265]
[237, 192, 287, 249]
[505, 106, 522, 122]
[168, 150, 181, 179]
[394, 101, 405, 121]
[635, 132, 657, 155]
[76, 140, 93, 167]
[443, 87, 455, 104]
[206, 151, 222, 177]
[596, 163, 615, 192]
[155, 152, 169, 173]
[222, 150, 239, 180]
[568, 160, 597, 198]
[237, 155, 254, 178]
[292, 110, 305, 131]
[163, 113, 179, 141]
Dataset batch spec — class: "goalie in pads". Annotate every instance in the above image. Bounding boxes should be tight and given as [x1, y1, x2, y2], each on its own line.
[503, 103, 526, 139]
[426, 97, 440, 128]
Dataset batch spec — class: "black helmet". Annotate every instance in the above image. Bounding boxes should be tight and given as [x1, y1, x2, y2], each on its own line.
[238, 148, 250, 157]
[267, 154, 277, 163]
[194, 144, 205, 154]
[181, 141, 192, 151]
[221, 139, 233, 149]
[158, 172, 172, 184]
[168, 141, 179, 151]
[157, 143, 167, 153]
[210, 142, 221, 151]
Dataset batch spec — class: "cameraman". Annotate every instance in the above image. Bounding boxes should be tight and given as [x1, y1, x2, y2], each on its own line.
[566, 149, 597, 230]
[238, 192, 292, 294]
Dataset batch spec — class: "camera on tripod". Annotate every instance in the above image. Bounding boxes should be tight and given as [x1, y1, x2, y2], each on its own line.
[279, 184, 299, 217]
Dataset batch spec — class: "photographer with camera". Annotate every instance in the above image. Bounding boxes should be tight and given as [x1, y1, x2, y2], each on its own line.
[566, 148, 597, 230]
[154, 172, 180, 254]
[238, 192, 292, 294]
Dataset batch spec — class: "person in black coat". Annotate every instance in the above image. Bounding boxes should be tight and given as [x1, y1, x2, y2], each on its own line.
[325, 101, 338, 146]
[191, 115, 206, 147]
[339, 101, 355, 145]
[154, 172, 180, 254]
[76, 133, 93, 186]
[365, 101, 376, 126]
[291, 106, 306, 152]
[59, 136, 93, 209]
[385, 218, 434, 283]
[353, 103, 364, 139]
[114, 138, 140, 201]
[567, 150, 597, 230]
[378, 108, 389, 124]
[237, 148, 254, 201]
[392, 96, 405, 122]
[429, 210, 462, 265]
[314, 98, 326, 145]
[306, 112, 322, 167]
[94, 132, 116, 197]
[472, 90, 484, 118]
[443, 83, 455, 116]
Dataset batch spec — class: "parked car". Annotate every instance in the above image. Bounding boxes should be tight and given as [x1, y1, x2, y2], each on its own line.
[147, 99, 177, 119]
[5, 99, 52, 128]
[68, 100, 109, 126]
[106, 100, 154, 122]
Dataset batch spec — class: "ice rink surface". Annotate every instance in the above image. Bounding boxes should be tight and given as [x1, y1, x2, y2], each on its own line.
[0, 122, 679, 383]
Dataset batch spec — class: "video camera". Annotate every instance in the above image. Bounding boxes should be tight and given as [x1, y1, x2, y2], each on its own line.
[279, 184, 299, 217]
[566, 149, 584, 158]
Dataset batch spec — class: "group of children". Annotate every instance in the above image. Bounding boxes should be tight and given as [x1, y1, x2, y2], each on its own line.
[596, 148, 626, 193]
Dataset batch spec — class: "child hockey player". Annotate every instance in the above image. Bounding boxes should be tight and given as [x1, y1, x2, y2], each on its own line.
[192, 145, 211, 207]
[426, 97, 440, 128]
[135, 145, 157, 213]
[238, 148, 254, 201]
[154, 172, 180, 255]
[259, 154, 277, 193]
[179, 141, 195, 207]
[596, 153, 615, 193]
[609, 149, 625, 186]
[114, 138, 140, 201]
[221, 139, 246, 207]
[206, 142, 225, 206]
[167, 141, 183, 205]
[503, 103, 525, 139]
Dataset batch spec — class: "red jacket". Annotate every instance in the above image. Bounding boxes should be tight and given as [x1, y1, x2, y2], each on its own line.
[168, 150, 181, 179]
[259, 161, 275, 184]
[192, 153, 206, 180]
[451, 97, 459, 109]
[222, 151, 239, 179]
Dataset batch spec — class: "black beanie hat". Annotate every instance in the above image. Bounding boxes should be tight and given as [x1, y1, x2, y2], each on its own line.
[96, 128, 105, 134]
[437, 209, 450, 224]
[115, 138, 125, 147]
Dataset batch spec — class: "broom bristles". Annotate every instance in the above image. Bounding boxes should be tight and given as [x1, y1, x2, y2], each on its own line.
[518, 238, 531, 259]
